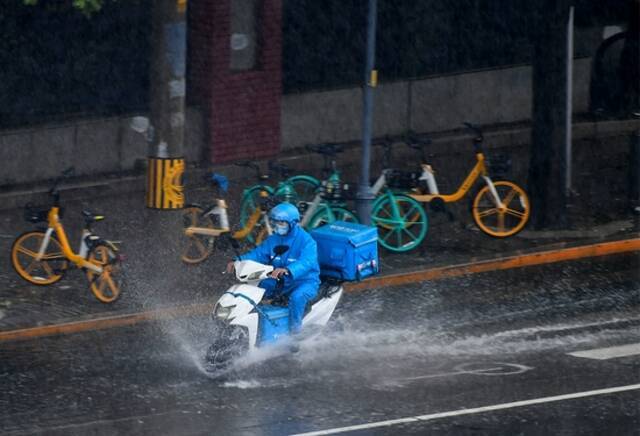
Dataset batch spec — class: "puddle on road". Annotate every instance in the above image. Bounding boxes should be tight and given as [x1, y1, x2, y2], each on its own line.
[155, 275, 639, 388]
[161, 312, 640, 389]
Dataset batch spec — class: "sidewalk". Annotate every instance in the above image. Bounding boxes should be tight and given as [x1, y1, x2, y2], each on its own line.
[0, 159, 639, 337]
[0, 135, 640, 331]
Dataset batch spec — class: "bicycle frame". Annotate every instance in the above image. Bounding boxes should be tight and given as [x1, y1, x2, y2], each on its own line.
[370, 173, 404, 220]
[39, 207, 103, 273]
[298, 162, 349, 228]
[184, 199, 273, 239]
[299, 194, 342, 227]
[409, 152, 504, 208]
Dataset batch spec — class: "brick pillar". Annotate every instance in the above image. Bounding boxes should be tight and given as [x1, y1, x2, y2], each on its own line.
[188, 0, 282, 163]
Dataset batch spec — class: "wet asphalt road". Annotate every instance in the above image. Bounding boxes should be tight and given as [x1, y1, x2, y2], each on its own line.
[1, 254, 638, 435]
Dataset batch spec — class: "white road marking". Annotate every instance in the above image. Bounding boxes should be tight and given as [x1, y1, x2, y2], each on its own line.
[568, 343, 640, 360]
[290, 383, 640, 436]
[401, 362, 532, 381]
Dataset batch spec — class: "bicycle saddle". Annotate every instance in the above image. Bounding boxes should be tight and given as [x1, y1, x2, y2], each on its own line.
[82, 210, 105, 223]
[235, 161, 270, 181]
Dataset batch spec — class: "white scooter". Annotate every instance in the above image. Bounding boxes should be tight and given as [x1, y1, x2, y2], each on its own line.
[205, 253, 343, 373]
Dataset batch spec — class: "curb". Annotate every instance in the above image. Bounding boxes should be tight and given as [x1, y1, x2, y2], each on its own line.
[0, 304, 211, 343]
[516, 220, 636, 239]
[1, 237, 638, 343]
[345, 237, 640, 291]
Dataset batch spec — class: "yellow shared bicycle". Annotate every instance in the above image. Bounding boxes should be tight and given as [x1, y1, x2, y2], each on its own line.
[181, 173, 273, 264]
[408, 123, 530, 237]
[10, 168, 123, 303]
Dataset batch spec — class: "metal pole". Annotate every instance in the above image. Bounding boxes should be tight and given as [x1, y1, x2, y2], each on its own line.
[356, 0, 378, 225]
[630, 127, 640, 214]
[565, 5, 574, 198]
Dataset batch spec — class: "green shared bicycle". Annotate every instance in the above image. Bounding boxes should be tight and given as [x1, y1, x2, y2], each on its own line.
[298, 143, 359, 229]
[369, 138, 429, 252]
[238, 161, 319, 241]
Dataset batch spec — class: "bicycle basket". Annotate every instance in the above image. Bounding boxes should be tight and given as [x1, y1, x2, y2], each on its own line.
[486, 153, 512, 178]
[24, 204, 50, 223]
[387, 170, 419, 190]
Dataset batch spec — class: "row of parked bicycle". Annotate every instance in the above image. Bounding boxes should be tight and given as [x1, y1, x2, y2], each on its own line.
[8, 123, 531, 304]
[181, 123, 531, 263]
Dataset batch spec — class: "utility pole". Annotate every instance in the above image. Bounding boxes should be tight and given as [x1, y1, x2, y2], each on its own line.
[528, 0, 572, 229]
[565, 5, 574, 199]
[146, 0, 187, 209]
[356, 0, 378, 225]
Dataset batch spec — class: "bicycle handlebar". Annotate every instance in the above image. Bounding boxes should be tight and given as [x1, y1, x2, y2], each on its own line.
[372, 136, 396, 168]
[235, 161, 266, 181]
[267, 160, 291, 179]
[463, 122, 484, 153]
[235, 161, 260, 171]
[235, 160, 293, 181]
[403, 130, 432, 148]
[402, 131, 432, 163]
[306, 143, 345, 156]
[49, 166, 75, 205]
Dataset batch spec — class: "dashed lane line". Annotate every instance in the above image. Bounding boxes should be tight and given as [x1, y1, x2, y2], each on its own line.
[568, 343, 640, 360]
[290, 383, 640, 436]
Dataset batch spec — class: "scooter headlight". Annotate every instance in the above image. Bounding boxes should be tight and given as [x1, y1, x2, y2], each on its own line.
[214, 304, 235, 320]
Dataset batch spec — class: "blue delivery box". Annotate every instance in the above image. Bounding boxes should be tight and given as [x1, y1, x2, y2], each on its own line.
[310, 221, 379, 281]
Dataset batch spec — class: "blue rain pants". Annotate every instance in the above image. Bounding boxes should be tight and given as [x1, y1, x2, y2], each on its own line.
[259, 276, 318, 334]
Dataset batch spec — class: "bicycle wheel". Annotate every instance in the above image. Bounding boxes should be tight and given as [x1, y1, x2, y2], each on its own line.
[471, 180, 530, 237]
[254, 226, 269, 245]
[307, 206, 358, 229]
[11, 230, 68, 285]
[272, 182, 300, 205]
[371, 193, 428, 252]
[234, 209, 269, 246]
[286, 175, 320, 204]
[182, 206, 215, 264]
[86, 243, 122, 303]
[239, 185, 274, 229]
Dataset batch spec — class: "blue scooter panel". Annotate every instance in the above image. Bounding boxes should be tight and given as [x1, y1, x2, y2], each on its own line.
[258, 305, 290, 345]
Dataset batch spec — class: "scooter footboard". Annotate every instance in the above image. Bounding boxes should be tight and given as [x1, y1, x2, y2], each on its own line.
[303, 285, 343, 328]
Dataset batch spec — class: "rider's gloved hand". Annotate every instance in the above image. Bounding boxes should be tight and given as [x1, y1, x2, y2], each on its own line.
[226, 261, 235, 274]
[270, 268, 289, 279]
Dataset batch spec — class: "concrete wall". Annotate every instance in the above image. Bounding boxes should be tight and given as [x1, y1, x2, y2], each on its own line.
[281, 58, 592, 150]
[0, 109, 204, 186]
[0, 58, 594, 187]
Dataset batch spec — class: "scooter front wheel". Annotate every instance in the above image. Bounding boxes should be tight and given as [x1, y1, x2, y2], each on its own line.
[205, 325, 250, 373]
